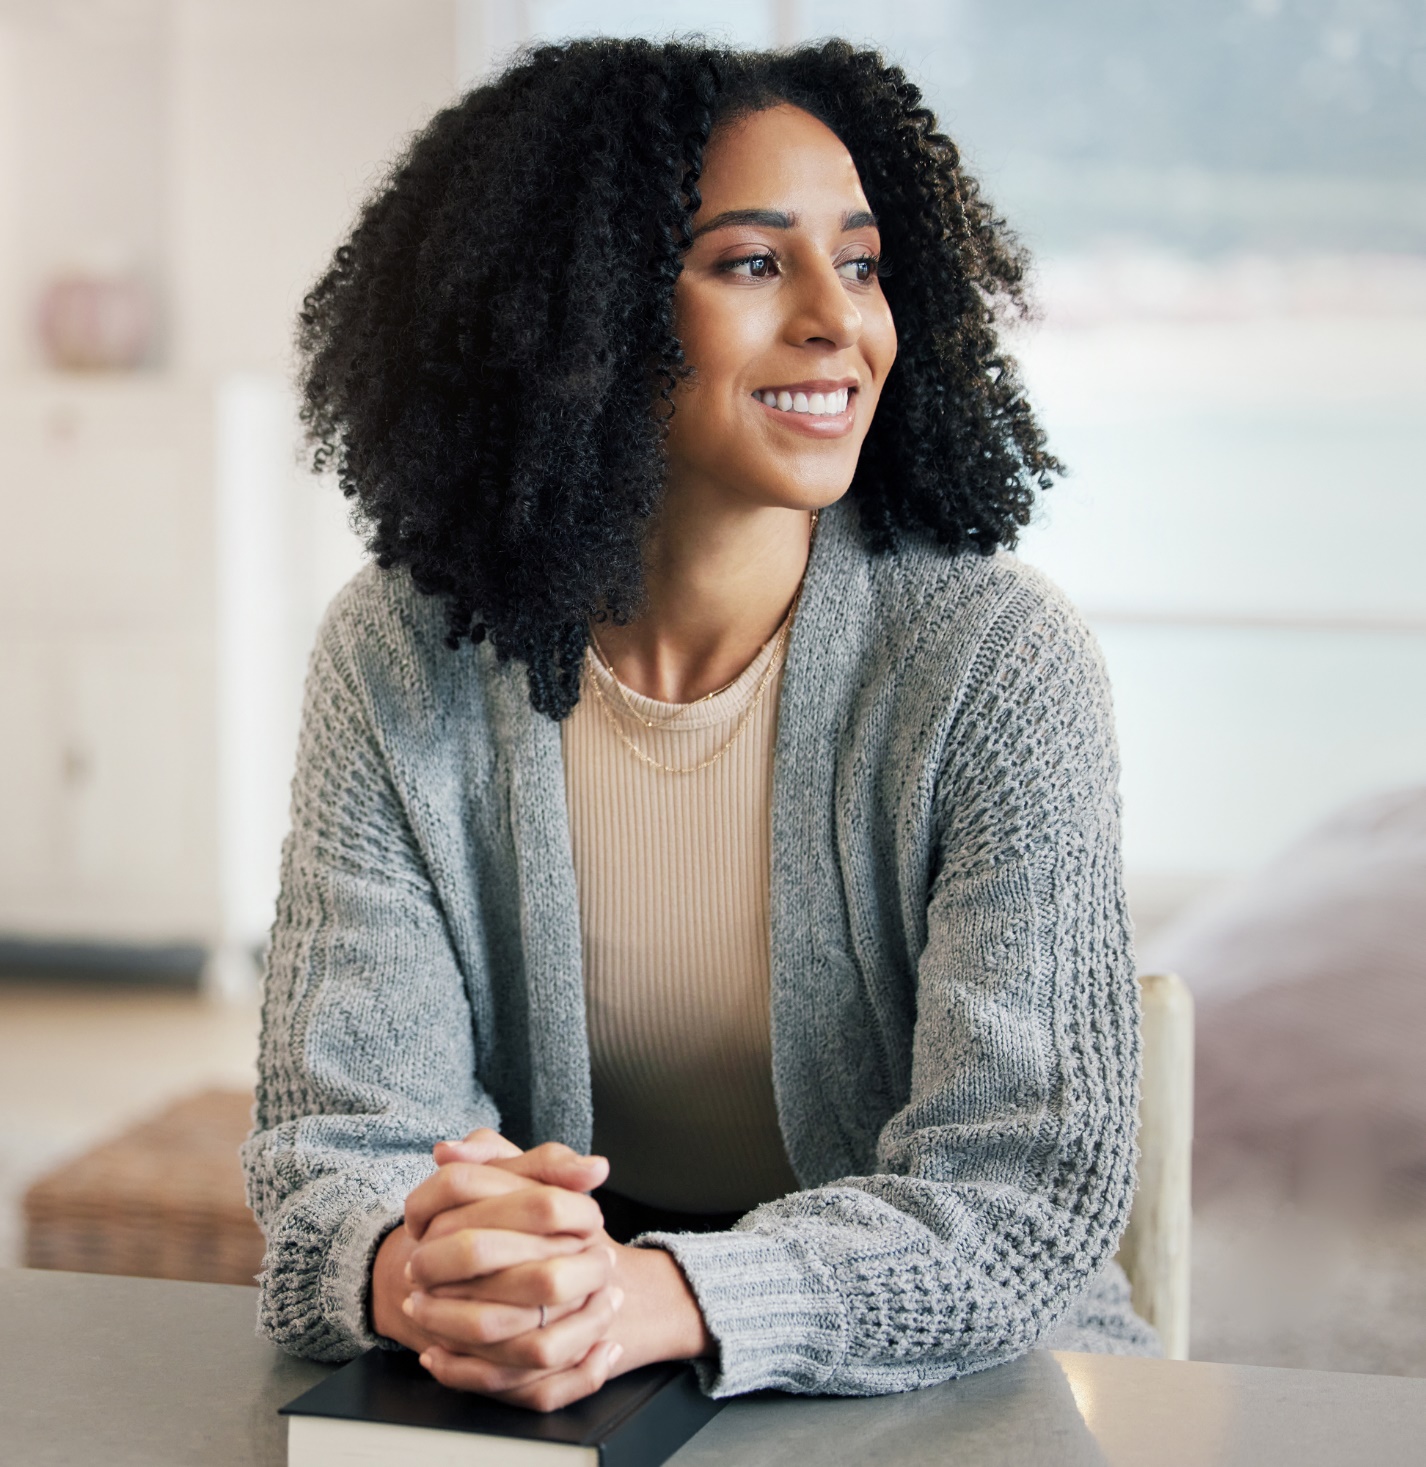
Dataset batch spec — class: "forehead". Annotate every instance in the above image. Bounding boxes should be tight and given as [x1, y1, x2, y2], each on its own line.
[696, 104, 870, 219]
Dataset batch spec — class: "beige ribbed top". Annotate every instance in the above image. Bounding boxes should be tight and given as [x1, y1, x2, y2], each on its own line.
[560, 633, 801, 1214]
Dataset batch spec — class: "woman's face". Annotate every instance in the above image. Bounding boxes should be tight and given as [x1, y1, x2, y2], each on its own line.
[663, 104, 897, 516]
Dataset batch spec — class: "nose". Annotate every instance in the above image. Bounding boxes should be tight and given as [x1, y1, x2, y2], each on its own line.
[783, 259, 862, 352]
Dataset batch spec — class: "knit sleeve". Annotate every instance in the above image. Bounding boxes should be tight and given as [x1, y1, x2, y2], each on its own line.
[644, 584, 1143, 1396]
[240, 588, 501, 1362]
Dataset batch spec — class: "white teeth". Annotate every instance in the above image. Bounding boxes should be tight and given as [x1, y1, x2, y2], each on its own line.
[756, 387, 852, 415]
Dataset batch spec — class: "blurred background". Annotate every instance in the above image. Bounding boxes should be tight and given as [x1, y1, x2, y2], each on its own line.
[1, 0, 1423, 1375]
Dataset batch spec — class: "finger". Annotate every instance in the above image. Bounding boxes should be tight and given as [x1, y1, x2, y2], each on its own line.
[488, 1143, 611, 1195]
[420, 1190, 600, 1250]
[418, 1184, 604, 1258]
[404, 1163, 533, 1242]
[410, 1284, 620, 1371]
[407, 1225, 582, 1276]
[409, 1204, 603, 1292]
[432, 1128, 523, 1166]
[497, 1342, 625, 1413]
[416, 1277, 602, 1345]
[408, 1189, 606, 1287]
[405, 1293, 539, 1350]
[419, 1340, 554, 1397]
[416, 1285, 624, 1384]
[450, 1246, 615, 1309]
[423, 1339, 625, 1411]
[427, 1284, 590, 1327]
[433, 1140, 609, 1197]
[472, 1284, 623, 1372]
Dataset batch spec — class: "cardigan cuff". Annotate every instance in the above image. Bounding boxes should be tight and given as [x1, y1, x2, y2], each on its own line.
[320, 1194, 408, 1356]
[637, 1227, 848, 1397]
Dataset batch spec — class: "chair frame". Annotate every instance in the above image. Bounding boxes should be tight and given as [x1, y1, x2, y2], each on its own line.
[1116, 971, 1195, 1360]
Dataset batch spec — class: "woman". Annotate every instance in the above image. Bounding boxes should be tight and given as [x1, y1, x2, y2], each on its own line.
[243, 37, 1157, 1413]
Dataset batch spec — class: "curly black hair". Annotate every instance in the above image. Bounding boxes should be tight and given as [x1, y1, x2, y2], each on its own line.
[297, 37, 1060, 719]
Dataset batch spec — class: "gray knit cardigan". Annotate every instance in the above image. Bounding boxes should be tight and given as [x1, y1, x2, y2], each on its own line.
[242, 499, 1159, 1398]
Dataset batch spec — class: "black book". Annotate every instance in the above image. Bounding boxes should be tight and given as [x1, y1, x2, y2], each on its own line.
[281, 1347, 724, 1466]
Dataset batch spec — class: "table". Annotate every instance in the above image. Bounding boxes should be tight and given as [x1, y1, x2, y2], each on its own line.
[4, 1268, 1425, 1465]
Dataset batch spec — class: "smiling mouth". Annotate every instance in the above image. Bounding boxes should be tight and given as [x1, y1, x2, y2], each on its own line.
[752, 385, 854, 417]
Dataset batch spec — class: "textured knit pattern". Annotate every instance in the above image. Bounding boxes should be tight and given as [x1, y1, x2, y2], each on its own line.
[242, 499, 1159, 1395]
[563, 638, 801, 1213]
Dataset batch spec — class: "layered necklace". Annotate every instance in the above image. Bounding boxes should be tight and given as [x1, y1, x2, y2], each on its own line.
[584, 511, 817, 777]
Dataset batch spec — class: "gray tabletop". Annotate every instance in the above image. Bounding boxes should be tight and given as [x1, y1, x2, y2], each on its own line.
[4, 1268, 1425, 1466]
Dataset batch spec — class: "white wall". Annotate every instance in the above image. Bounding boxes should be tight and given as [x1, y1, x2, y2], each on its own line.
[0, 378, 218, 944]
[212, 373, 368, 965]
[1015, 306, 1426, 878]
[0, 24, 19, 372]
[0, 1, 168, 370]
[168, 0, 456, 374]
[0, 0, 457, 374]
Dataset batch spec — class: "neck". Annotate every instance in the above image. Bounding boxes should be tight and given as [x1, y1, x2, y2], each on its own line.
[593, 499, 818, 704]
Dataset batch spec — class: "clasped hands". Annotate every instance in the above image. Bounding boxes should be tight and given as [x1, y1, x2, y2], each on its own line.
[370, 1128, 711, 1412]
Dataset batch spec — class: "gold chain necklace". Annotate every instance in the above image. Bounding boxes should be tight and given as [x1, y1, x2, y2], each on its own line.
[583, 511, 818, 776]
[587, 629, 746, 730]
[584, 588, 799, 775]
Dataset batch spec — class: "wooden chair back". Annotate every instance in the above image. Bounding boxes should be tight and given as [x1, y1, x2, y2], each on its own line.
[1116, 971, 1195, 1359]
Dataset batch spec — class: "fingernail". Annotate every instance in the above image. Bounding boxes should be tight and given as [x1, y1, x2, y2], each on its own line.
[403, 1262, 413, 1283]
[604, 1246, 618, 1267]
[419, 1352, 433, 1370]
[401, 1295, 414, 1316]
[607, 1343, 624, 1366]
[609, 1287, 625, 1310]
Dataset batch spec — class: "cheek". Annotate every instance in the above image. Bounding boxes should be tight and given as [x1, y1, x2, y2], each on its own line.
[675, 284, 769, 399]
[866, 296, 898, 381]
[673, 288, 720, 386]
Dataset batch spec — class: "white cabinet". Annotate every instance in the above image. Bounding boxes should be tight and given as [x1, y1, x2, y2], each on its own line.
[0, 378, 218, 945]
[0, 373, 366, 975]
[0, 638, 57, 895]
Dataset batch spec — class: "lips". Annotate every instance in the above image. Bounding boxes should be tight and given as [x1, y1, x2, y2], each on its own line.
[748, 380, 859, 440]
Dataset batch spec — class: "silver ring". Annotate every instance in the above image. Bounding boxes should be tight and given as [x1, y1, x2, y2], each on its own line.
[538, 1304, 548, 1329]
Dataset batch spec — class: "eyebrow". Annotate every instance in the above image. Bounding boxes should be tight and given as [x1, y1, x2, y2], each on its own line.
[692, 207, 879, 239]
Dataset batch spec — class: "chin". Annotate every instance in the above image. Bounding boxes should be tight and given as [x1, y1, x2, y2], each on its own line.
[778, 464, 859, 510]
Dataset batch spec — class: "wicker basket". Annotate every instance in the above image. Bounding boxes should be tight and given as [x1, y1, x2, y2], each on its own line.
[23, 1088, 265, 1286]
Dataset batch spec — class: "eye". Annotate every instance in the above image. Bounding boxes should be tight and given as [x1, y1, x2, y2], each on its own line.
[721, 252, 780, 279]
[837, 255, 881, 284]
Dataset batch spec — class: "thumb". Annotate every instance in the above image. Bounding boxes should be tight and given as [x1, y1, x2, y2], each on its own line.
[432, 1127, 523, 1166]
